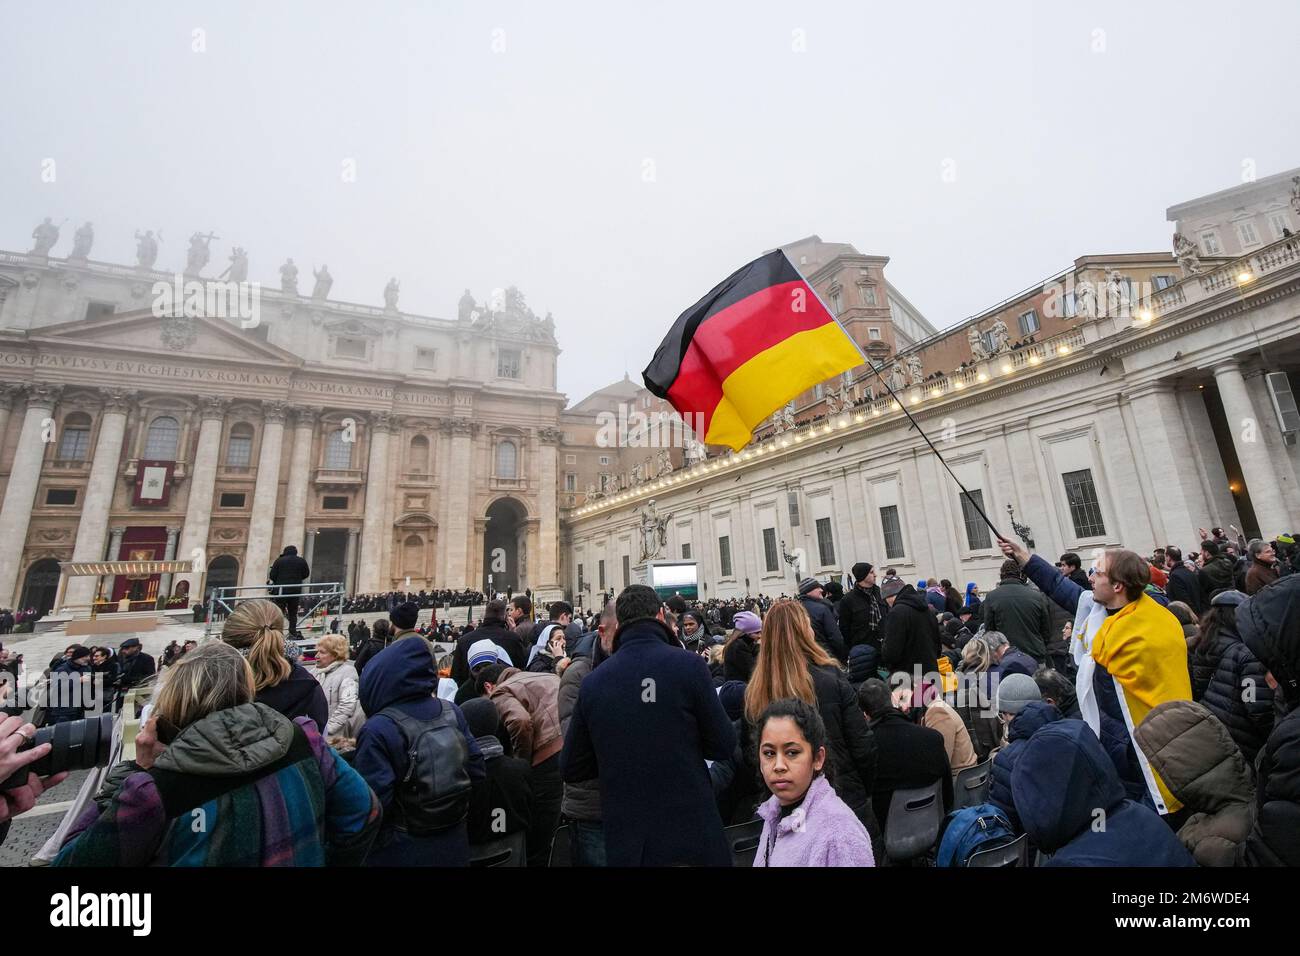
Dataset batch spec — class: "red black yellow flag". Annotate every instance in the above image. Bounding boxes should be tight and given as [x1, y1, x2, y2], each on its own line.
[642, 250, 862, 450]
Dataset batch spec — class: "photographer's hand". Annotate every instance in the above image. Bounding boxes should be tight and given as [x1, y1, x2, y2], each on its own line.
[133, 715, 166, 770]
[0, 713, 68, 824]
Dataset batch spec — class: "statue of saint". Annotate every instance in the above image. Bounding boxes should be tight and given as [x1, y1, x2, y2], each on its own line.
[1291, 176, 1300, 220]
[968, 326, 988, 362]
[988, 318, 1011, 354]
[907, 353, 924, 386]
[223, 246, 249, 283]
[1104, 269, 1131, 316]
[280, 258, 299, 294]
[657, 448, 673, 476]
[29, 217, 60, 256]
[69, 222, 94, 259]
[134, 230, 160, 270]
[1173, 232, 1201, 277]
[312, 264, 333, 301]
[887, 363, 907, 393]
[824, 387, 841, 415]
[1075, 278, 1096, 318]
[638, 500, 671, 562]
[458, 288, 476, 322]
[384, 277, 400, 310]
[186, 232, 216, 276]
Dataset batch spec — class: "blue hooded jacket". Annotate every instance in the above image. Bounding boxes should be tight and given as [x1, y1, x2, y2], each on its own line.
[355, 639, 485, 865]
[988, 701, 1061, 830]
[1011, 720, 1193, 866]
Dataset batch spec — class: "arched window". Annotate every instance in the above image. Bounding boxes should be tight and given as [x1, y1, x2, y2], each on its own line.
[57, 412, 93, 460]
[408, 435, 430, 474]
[325, 428, 352, 469]
[143, 416, 180, 460]
[403, 534, 424, 576]
[225, 423, 254, 467]
[496, 440, 517, 479]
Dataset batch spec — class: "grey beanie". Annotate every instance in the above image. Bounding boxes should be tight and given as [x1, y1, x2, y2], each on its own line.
[996, 673, 1042, 715]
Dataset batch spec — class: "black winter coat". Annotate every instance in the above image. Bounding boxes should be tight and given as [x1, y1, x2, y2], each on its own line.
[881, 587, 941, 679]
[837, 585, 888, 653]
[1166, 564, 1203, 615]
[797, 595, 846, 662]
[1198, 556, 1236, 606]
[1190, 627, 1274, 765]
[809, 664, 881, 846]
[981, 579, 1052, 662]
[722, 633, 759, 683]
[1238, 708, 1300, 866]
[268, 553, 310, 595]
[866, 709, 952, 831]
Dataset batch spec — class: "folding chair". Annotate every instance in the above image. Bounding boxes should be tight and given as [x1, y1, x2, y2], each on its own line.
[725, 817, 765, 867]
[884, 780, 944, 863]
[966, 832, 1030, 868]
[469, 829, 527, 867]
[952, 758, 992, 809]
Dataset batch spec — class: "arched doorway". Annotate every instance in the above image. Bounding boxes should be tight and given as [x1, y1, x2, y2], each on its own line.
[484, 498, 527, 595]
[205, 555, 240, 602]
[19, 559, 61, 615]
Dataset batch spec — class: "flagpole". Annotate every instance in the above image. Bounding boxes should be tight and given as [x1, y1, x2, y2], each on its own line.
[779, 250, 1007, 542]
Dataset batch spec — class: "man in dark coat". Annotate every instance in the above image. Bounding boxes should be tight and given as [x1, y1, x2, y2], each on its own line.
[113, 638, 155, 707]
[451, 599, 527, 685]
[857, 678, 951, 832]
[879, 578, 941, 682]
[1163, 546, 1202, 614]
[1235, 575, 1300, 866]
[268, 545, 311, 637]
[981, 560, 1052, 663]
[796, 578, 846, 662]
[1057, 553, 1092, 592]
[560, 585, 736, 866]
[837, 562, 889, 655]
[461, 697, 533, 846]
[1198, 540, 1237, 607]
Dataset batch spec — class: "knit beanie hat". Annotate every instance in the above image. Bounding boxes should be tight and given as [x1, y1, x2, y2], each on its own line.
[996, 673, 1042, 715]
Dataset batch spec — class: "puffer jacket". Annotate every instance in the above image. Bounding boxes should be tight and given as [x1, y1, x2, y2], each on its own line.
[487, 667, 563, 766]
[1135, 699, 1254, 867]
[1189, 623, 1274, 764]
[989, 701, 1062, 831]
[315, 660, 365, 739]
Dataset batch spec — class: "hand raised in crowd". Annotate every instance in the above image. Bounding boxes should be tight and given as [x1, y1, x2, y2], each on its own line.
[997, 536, 1029, 566]
[132, 714, 168, 771]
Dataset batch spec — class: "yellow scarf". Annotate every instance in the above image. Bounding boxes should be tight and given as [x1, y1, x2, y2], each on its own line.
[1091, 594, 1192, 812]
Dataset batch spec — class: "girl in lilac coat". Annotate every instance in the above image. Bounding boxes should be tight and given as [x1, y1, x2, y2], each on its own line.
[754, 698, 875, 867]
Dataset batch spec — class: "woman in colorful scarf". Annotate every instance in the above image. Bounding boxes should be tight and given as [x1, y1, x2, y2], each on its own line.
[54, 641, 380, 866]
[754, 697, 874, 867]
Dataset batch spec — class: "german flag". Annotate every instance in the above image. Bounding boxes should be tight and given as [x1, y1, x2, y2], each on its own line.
[643, 250, 862, 450]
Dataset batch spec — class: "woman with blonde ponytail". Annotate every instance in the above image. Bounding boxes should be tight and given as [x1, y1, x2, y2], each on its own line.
[221, 598, 328, 732]
[742, 600, 882, 854]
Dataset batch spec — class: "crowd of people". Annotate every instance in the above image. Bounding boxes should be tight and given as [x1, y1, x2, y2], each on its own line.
[340, 589, 487, 615]
[2, 520, 1298, 868]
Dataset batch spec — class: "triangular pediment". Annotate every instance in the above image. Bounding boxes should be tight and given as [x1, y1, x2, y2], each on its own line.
[31, 307, 302, 367]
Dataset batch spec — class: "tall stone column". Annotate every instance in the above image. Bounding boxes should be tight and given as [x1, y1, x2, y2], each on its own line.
[356, 412, 393, 593]
[102, 526, 126, 601]
[279, 405, 319, 555]
[442, 418, 477, 588]
[1214, 359, 1294, 538]
[0, 385, 61, 607]
[0, 385, 21, 458]
[345, 527, 360, 593]
[240, 401, 288, 588]
[175, 397, 227, 597]
[64, 388, 133, 609]
[1127, 381, 1208, 549]
[536, 426, 562, 588]
[303, 527, 316, 565]
[158, 526, 181, 601]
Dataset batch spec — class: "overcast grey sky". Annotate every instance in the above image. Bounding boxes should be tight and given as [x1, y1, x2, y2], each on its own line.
[4, 0, 1298, 402]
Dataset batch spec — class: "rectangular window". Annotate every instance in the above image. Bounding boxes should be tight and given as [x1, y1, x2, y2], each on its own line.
[334, 336, 368, 360]
[225, 435, 253, 468]
[1237, 221, 1260, 247]
[57, 428, 91, 461]
[1269, 212, 1290, 239]
[868, 327, 882, 340]
[622, 554, 630, 588]
[598, 560, 606, 590]
[565, 454, 576, 464]
[960, 490, 993, 550]
[564, 473, 577, 492]
[415, 347, 438, 370]
[1018, 309, 1040, 336]
[1200, 231, 1221, 256]
[681, 543, 692, 560]
[862, 286, 877, 306]
[599, 455, 610, 466]
[763, 528, 779, 573]
[815, 516, 835, 567]
[1152, 274, 1177, 290]
[718, 535, 732, 577]
[830, 290, 842, 314]
[787, 491, 800, 528]
[1062, 468, 1107, 537]
[880, 505, 904, 560]
[219, 492, 246, 508]
[322, 495, 350, 510]
[1062, 291, 1077, 317]
[813, 383, 824, 401]
[45, 488, 77, 506]
[497, 348, 521, 379]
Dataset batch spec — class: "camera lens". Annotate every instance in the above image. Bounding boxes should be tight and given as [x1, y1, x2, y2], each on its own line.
[0, 714, 115, 792]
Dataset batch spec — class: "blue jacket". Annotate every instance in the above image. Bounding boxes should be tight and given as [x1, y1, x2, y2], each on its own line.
[1011, 720, 1193, 866]
[988, 701, 1061, 830]
[355, 639, 485, 866]
[560, 618, 736, 866]
[995, 648, 1039, 680]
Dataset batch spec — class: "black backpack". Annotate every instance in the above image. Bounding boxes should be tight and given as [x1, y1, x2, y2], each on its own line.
[377, 704, 472, 835]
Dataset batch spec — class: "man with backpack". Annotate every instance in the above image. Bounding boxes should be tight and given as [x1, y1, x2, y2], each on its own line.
[355, 639, 485, 866]
[476, 663, 564, 867]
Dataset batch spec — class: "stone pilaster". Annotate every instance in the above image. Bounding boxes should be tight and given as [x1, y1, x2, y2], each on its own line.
[175, 397, 227, 596]
[0, 385, 61, 606]
[356, 412, 394, 593]
[63, 388, 133, 608]
[1214, 359, 1293, 537]
[279, 405, 320, 555]
[536, 426, 563, 588]
[240, 401, 288, 588]
[442, 417, 478, 588]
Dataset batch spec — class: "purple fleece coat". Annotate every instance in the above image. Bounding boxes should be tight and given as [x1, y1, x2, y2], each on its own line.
[754, 774, 876, 867]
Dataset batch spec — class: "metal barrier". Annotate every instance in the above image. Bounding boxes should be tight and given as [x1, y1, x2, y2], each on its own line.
[204, 582, 346, 639]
